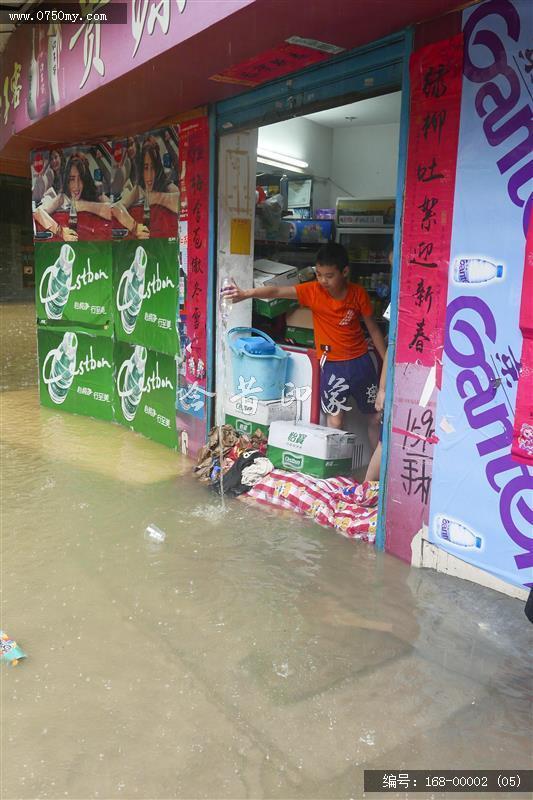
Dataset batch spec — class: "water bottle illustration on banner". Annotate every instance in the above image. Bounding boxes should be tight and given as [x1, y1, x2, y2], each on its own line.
[434, 515, 483, 549]
[117, 345, 147, 421]
[453, 257, 504, 284]
[42, 332, 78, 404]
[116, 246, 147, 334]
[39, 243, 76, 320]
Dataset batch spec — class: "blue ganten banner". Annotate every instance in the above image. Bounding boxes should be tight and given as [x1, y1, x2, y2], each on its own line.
[429, 0, 533, 589]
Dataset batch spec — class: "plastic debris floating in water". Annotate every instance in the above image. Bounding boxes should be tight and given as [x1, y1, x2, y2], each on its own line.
[144, 524, 166, 543]
[1, 631, 27, 666]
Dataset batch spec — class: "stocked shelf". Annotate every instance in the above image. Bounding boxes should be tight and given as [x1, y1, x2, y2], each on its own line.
[350, 260, 391, 266]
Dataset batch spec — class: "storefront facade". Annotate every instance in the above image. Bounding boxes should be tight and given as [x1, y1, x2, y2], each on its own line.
[1, 0, 530, 598]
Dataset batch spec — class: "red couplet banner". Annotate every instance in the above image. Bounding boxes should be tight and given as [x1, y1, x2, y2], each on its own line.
[512, 209, 533, 465]
[180, 116, 210, 387]
[396, 34, 463, 367]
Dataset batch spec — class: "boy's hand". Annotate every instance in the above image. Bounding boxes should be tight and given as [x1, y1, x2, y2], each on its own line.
[375, 386, 386, 413]
[222, 282, 249, 303]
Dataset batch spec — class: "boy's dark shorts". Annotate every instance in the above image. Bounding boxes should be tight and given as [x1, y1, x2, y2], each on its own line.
[320, 352, 379, 416]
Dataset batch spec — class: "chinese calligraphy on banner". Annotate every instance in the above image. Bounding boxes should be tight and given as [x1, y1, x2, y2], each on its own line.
[209, 42, 331, 87]
[176, 114, 211, 456]
[396, 35, 463, 367]
[385, 35, 463, 564]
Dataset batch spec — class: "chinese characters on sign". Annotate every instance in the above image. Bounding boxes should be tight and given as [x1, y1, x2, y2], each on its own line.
[177, 115, 210, 424]
[0, 62, 22, 125]
[69, 1, 110, 89]
[209, 42, 329, 87]
[396, 35, 463, 366]
[397, 408, 436, 505]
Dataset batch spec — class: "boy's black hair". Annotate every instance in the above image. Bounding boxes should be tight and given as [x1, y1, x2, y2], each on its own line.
[316, 242, 349, 271]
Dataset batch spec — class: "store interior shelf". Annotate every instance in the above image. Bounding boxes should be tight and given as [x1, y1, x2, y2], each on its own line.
[255, 239, 324, 247]
[350, 260, 391, 266]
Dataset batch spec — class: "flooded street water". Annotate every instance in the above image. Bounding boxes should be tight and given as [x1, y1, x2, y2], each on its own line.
[1, 302, 531, 800]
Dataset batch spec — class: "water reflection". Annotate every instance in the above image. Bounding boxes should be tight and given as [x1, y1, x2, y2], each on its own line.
[1, 303, 532, 800]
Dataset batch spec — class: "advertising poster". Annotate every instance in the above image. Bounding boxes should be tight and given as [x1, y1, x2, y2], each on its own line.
[37, 324, 114, 421]
[32, 144, 114, 242]
[113, 238, 179, 357]
[428, 0, 533, 589]
[35, 240, 113, 329]
[109, 127, 180, 241]
[114, 341, 177, 449]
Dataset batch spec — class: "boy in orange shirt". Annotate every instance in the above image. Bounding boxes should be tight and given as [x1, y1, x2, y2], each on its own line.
[224, 243, 386, 449]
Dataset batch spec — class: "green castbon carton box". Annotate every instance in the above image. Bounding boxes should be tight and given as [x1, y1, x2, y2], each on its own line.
[113, 341, 178, 449]
[267, 420, 356, 478]
[37, 324, 114, 420]
[35, 241, 113, 329]
[285, 325, 315, 348]
[253, 297, 298, 319]
[113, 238, 179, 357]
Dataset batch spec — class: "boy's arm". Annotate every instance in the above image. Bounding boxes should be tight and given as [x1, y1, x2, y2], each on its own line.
[362, 314, 387, 361]
[224, 283, 298, 303]
[375, 348, 388, 412]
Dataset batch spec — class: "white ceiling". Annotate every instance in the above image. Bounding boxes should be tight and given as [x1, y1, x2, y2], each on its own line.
[304, 91, 402, 129]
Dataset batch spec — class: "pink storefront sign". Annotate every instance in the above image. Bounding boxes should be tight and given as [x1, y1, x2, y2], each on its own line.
[0, 0, 254, 149]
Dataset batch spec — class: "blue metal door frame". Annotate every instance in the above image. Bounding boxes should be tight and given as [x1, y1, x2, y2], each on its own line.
[375, 29, 413, 551]
[209, 31, 413, 548]
[216, 32, 406, 134]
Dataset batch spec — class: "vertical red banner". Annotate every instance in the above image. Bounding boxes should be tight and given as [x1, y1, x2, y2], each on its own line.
[176, 115, 211, 457]
[180, 116, 210, 378]
[512, 209, 533, 464]
[385, 35, 464, 563]
[396, 34, 463, 366]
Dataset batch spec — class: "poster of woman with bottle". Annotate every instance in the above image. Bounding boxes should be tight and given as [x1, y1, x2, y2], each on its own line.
[31, 148, 66, 205]
[110, 128, 180, 241]
[32, 147, 116, 241]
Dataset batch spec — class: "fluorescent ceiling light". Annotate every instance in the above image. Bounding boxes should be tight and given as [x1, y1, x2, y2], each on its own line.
[256, 148, 308, 169]
[257, 156, 307, 174]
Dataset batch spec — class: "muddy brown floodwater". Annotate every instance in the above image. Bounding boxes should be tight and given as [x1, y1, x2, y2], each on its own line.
[1, 302, 531, 800]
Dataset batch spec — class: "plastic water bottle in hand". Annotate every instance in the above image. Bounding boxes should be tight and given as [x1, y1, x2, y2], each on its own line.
[220, 276, 234, 323]
[453, 257, 503, 284]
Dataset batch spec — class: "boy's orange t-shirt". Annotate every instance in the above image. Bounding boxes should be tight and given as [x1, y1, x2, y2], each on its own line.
[294, 280, 373, 361]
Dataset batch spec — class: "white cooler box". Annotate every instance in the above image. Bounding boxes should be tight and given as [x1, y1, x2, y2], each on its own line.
[267, 420, 359, 478]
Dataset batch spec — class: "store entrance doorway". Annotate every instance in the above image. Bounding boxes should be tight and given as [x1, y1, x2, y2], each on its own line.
[214, 34, 410, 543]
[251, 91, 401, 480]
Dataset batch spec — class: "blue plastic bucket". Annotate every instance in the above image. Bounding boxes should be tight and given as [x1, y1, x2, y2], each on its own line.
[228, 327, 289, 401]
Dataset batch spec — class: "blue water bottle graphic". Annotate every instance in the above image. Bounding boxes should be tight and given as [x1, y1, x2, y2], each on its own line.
[42, 331, 78, 405]
[116, 246, 147, 334]
[39, 243, 75, 320]
[117, 345, 147, 421]
[453, 257, 504, 284]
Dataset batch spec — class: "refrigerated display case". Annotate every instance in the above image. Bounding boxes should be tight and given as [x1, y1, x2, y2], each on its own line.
[335, 226, 394, 319]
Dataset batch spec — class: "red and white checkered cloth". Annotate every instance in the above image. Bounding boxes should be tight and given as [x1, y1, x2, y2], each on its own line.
[247, 469, 379, 542]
